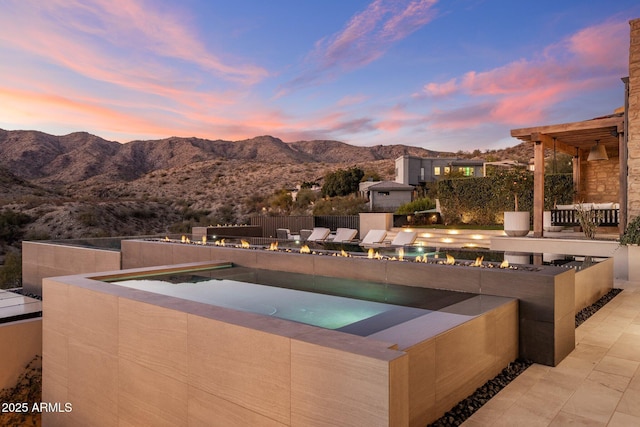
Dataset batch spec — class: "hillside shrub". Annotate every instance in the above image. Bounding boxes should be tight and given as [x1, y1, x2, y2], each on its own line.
[0, 210, 32, 244]
[0, 252, 22, 289]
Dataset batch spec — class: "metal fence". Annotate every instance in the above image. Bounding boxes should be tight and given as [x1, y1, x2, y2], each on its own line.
[249, 215, 360, 238]
[313, 215, 359, 234]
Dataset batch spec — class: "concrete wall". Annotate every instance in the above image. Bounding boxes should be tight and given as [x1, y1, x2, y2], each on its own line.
[359, 212, 393, 239]
[0, 318, 42, 390]
[121, 240, 569, 366]
[22, 242, 121, 296]
[370, 189, 412, 211]
[575, 258, 614, 314]
[42, 264, 517, 427]
[491, 235, 626, 279]
[628, 18, 640, 219]
[191, 225, 262, 241]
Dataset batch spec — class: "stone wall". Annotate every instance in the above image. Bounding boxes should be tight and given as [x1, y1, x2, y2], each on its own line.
[628, 18, 640, 219]
[579, 152, 620, 203]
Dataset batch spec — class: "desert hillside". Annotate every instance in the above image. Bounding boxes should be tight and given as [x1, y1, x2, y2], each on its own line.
[0, 128, 532, 251]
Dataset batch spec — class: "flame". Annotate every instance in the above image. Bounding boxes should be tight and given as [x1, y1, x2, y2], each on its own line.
[215, 239, 225, 246]
[445, 254, 455, 265]
[240, 240, 250, 248]
[181, 235, 186, 243]
[300, 245, 310, 254]
[398, 248, 404, 261]
[268, 241, 278, 251]
[367, 248, 382, 259]
[341, 249, 349, 257]
[202, 236, 207, 245]
[500, 259, 509, 268]
[472, 256, 484, 267]
[164, 236, 170, 242]
[415, 255, 423, 262]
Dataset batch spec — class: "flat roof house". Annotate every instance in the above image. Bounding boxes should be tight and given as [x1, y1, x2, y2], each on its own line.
[395, 155, 485, 187]
[359, 180, 414, 212]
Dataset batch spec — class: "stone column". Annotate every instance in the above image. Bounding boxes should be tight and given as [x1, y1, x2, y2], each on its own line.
[628, 18, 640, 220]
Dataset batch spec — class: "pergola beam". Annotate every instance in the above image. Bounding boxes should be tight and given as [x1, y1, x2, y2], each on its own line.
[511, 113, 625, 238]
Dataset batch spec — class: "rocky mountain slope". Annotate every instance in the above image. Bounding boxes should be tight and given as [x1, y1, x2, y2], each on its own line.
[0, 128, 532, 243]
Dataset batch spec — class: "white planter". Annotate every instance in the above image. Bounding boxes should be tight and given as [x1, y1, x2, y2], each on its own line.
[504, 211, 530, 237]
[628, 245, 640, 282]
[543, 211, 563, 232]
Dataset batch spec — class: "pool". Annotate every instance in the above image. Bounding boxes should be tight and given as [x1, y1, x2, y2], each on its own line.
[45, 260, 519, 426]
[104, 265, 484, 339]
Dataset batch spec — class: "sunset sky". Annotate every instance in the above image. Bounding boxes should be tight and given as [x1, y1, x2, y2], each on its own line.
[1, 1, 638, 151]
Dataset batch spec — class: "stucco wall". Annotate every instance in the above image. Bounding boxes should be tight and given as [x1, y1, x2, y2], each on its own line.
[42, 264, 516, 427]
[22, 242, 121, 296]
[0, 318, 42, 390]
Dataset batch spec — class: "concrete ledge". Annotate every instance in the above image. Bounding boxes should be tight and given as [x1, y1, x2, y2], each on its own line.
[121, 240, 575, 366]
[491, 236, 626, 280]
[22, 241, 121, 296]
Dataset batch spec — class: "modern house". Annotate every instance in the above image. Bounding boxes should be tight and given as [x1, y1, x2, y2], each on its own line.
[359, 180, 414, 211]
[395, 155, 485, 186]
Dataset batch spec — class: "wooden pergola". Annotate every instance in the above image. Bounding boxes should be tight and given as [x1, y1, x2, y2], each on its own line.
[510, 113, 626, 237]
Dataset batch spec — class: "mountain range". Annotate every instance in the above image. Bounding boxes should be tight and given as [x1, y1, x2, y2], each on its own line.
[0, 128, 533, 244]
[0, 129, 443, 185]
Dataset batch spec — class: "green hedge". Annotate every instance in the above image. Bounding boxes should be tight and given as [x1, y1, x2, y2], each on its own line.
[436, 172, 573, 225]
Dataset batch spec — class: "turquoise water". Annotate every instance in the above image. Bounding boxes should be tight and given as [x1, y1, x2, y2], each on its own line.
[107, 266, 477, 334]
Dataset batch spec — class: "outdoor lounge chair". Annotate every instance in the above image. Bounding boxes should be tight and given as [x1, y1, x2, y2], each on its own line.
[389, 231, 417, 247]
[276, 228, 301, 241]
[329, 228, 358, 243]
[306, 227, 331, 242]
[358, 229, 388, 247]
[276, 228, 290, 240]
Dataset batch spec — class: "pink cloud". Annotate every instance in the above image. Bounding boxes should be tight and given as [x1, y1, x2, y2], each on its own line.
[376, 106, 421, 131]
[37, 0, 268, 84]
[418, 18, 629, 130]
[565, 19, 629, 70]
[337, 94, 370, 107]
[420, 78, 458, 97]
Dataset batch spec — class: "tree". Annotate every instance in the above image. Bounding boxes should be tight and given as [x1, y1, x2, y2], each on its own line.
[321, 167, 365, 197]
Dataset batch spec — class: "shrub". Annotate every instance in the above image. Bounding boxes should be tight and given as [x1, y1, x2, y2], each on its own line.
[0, 252, 22, 289]
[312, 195, 368, 215]
[395, 197, 435, 215]
[435, 172, 572, 225]
[621, 215, 640, 245]
[0, 210, 32, 244]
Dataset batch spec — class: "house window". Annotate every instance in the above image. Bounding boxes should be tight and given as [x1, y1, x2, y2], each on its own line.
[444, 166, 451, 174]
[434, 167, 441, 176]
[458, 167, 474, 176]
[377, 191, 390, 196]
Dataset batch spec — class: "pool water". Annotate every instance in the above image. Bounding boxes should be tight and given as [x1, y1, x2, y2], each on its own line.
[108, 266, 479, 335]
